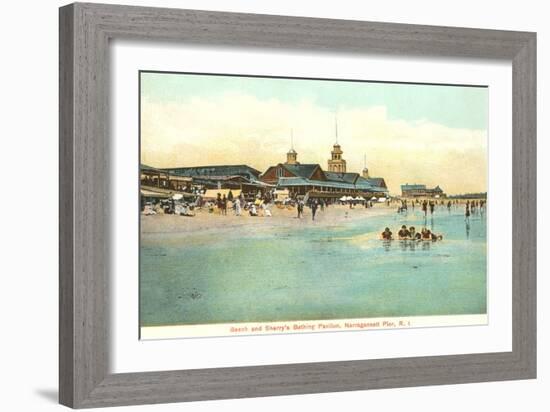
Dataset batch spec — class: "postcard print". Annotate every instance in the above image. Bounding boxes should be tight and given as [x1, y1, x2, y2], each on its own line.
[139, 71, 488, 339]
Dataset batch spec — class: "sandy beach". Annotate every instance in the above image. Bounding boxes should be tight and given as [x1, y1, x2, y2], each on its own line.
[141, 203, 396, 234]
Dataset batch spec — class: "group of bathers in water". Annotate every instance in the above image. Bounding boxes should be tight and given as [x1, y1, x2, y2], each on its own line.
[381, 225, 443, 241]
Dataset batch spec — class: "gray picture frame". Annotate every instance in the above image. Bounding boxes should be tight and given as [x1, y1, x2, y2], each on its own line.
[59, 2, 536, 408]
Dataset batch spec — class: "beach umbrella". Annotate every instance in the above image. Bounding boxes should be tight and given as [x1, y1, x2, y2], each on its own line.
[339, 196, 347, 201]
[371, 196, 378, 200]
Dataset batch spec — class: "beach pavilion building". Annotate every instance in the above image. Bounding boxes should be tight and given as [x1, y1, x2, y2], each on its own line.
[401, 183, 445, 198]
[260, 143, 388, 200]
[140, 164, 196, 210]
[141, 164, 194, 192]
[160, 164, 274, 200]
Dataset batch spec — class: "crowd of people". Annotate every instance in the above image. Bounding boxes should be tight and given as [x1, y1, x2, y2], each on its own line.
[144, 189, 486, 245]
[211, 194, 348, 221]
[210, 192, 274, 217]
[396, 198, 487, 224]
[296, 198, 330, 221]
[380, 198, 487, 243]
[464, 199, 485, 222]
[397, 199, 442, 215]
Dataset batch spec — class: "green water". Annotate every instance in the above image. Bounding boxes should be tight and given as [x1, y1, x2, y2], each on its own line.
[140, 206, 487, 326]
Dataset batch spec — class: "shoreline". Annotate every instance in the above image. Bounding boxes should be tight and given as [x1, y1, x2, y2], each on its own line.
[141, 203, 396, 235]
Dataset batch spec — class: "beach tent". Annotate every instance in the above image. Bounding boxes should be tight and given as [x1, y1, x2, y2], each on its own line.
[140, 189, 171, 199]
[371, 197, 378, 200]
[339, 196, 347, 202]
[377, 197, 387, 202]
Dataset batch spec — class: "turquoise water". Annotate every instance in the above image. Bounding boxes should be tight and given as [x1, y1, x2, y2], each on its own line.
[140, 207, 487, 326]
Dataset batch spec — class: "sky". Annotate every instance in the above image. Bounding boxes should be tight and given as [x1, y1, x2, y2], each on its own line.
[140, 71, 488, 195]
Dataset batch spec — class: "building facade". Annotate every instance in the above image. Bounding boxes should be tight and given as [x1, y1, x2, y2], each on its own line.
[260, 143, 388, 199]
[401, 183, 445, 198]
[163, 164, 262, 182]
[141, 164, 193, 192]
[159, 164, 272, 200]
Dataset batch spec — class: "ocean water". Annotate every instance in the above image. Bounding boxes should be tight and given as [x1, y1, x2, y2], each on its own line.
[140, 206, 487, 326]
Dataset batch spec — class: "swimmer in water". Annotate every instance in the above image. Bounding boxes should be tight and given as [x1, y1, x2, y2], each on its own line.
[398, 225, 410, 239]
[381, 227, 393, 240]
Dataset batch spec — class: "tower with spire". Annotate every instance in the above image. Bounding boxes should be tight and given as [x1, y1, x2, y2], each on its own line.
[327, 114, 347, 173]
[285, 129, 299, 165]
[362, 153, 370, 178]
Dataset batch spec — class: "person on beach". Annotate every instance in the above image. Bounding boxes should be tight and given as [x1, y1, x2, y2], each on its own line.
[261, 202, 272, 217]
[381, 227, 393, 240]
[422, 200, 428, 217]
[447, 200, 452, 213]
[249, 204, 258, 216]
[311, 200, 318, 221]
[221, 195, 228, 216]
[234, 197, 241, 216]
[429, 201, 435, 215]
[465, 204, 471, 223]
[297, 199, 304, 218]
[398, 225, 410, 239]
[216, 193, 222, 214]
[409, 226, 416, 239]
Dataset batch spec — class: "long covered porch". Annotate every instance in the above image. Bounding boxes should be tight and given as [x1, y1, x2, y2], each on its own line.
[141, 164, 193, 192]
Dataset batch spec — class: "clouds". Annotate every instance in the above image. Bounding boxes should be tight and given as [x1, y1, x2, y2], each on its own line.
[141, 92, 487, 195]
